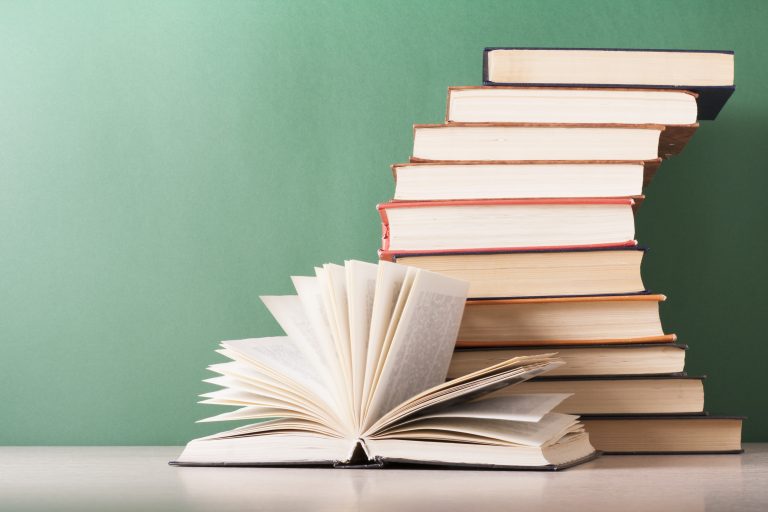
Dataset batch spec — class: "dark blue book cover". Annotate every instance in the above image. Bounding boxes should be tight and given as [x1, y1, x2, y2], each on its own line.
[482, 48, 734, 120]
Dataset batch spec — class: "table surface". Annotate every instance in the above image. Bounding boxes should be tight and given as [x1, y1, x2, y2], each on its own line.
[1, 445, 766, 512]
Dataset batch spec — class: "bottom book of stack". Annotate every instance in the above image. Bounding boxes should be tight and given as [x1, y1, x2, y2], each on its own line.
[582, 415, 743, 454]
[449, 343, 743, 454]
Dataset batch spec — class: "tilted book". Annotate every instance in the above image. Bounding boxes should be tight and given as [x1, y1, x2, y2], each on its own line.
[391, 160, 659, 202]
[489, 375, 705, 416]
[481, 48, 734, 120]
[445, 87, 699, 126]
[449, 343, 688, 378]
[410, 123, 696, 162]
[389, 246, 647, 299]
[456, 294, 675, 347]
[377, 198, 637, 257]
[173, 260, 596, 469]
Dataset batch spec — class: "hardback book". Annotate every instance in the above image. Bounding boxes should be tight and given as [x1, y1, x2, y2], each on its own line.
[411, 123, 695, 162]
[456, 294, 675, 347]
[489, 376, 705, 415]
[446, 88, 699, 153]
[377, 198, 636, 255]
[482, 48, 735, 120]
[174, 260, 596, 469]
[448, 343, 687, 378]
[580, 415, 743, 453]
[391, 161, 654, 201]
[388, 247, 645, 298]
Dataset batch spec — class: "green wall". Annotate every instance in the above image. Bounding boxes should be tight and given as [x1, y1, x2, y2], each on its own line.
[1, 0, 766, 444]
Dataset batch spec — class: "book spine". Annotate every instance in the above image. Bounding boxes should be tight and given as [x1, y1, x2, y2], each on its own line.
[465, 294, 667, 305]
[377, 204, 391, 252]
[455, 334, 678, 348]
[378, 197, 635, 211]
[379, 241, 639, 261]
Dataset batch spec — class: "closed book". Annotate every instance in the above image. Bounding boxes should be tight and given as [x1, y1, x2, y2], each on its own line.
[446, 87, 698, 158]
[482, 48, 734, 120]
[411, 123, 693, 161]
[391, 160, 659, 201]
[391, 246, 646, 298]
[457, 294, 675, 347]
[488, 376, 704, 415]
[377, 198, 637, 256]
[449, 343, 686, 378]
[447, 87, 698, 124]
[579, 415, 744, 454]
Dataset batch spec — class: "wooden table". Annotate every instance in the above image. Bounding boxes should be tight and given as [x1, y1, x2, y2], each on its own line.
[1, 445, 766, 511]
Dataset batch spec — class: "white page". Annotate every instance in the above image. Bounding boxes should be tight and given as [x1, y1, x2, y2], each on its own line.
[198, 404, 319, 424]
[199, 388, 319, 416]
[291, 276, 349, 405]
[260, 295, 336, 392]
[207, 360, 310, 404]
[315, 266, 353, 395]
[379, 412, 580, 447]
[364, 270, 469, 430]
[362, 266, 417, 422]
[221, 337, 343, 428]
[344, 260, 379, 427]
[363, 357, 561, 436]
[197, 412, 341, 438]
[384, 394, 572, 427]
[361, 261, 410, 418]
[324, 263, 351, 373]
[322, 263, 354, 424]
[204, 365, 340, 428]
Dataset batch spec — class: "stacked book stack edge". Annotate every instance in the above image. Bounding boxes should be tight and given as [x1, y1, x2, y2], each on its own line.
[381, 47, 743, 454]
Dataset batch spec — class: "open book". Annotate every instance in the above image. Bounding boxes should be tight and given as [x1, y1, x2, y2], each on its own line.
[173, 260, 596, 469]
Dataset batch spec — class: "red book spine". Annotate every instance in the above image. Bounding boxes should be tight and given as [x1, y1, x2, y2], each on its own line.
[376, 197, 636, 260]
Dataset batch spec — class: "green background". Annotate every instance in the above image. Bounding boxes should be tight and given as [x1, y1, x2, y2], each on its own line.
[1, 0, 766, 445]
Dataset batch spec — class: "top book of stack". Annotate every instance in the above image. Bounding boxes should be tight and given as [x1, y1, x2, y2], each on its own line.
[482, 48, 735, 120]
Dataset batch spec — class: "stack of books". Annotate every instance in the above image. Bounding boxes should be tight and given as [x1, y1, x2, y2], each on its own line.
[379, 48, 743, 454]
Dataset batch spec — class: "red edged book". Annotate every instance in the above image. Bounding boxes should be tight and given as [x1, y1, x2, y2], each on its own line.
[377, 198, 636, 259]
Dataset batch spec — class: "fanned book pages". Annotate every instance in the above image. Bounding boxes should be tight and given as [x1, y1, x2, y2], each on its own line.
[173, 260, 596, 469]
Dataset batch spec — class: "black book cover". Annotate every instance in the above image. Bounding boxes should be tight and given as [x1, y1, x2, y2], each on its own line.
[454, 341, 687, 353]
[580, 414, 745, 454]
[482, 48, 734, 120]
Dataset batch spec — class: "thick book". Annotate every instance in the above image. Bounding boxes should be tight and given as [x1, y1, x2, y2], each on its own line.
[489, 376, 704, 415]
[457, 294, 675, 347]
[377, 198, 637, 256]
[580, 415, 744, 454]
[389, 246, 646, 298]
[482, 48, 735, 120]
[174, 260, 596, 469]
[446, 88, 700, 150]
[449, 343, 686, 378]
[411, 123, 693, 162]
[391, 160, 653, 201]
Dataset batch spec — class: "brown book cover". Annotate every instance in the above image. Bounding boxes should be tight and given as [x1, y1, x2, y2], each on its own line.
[580, 415, 745, 454]
[411, 122, 697, 160]
[393, 159, 663, 189]
[444, 87, 699, 158]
